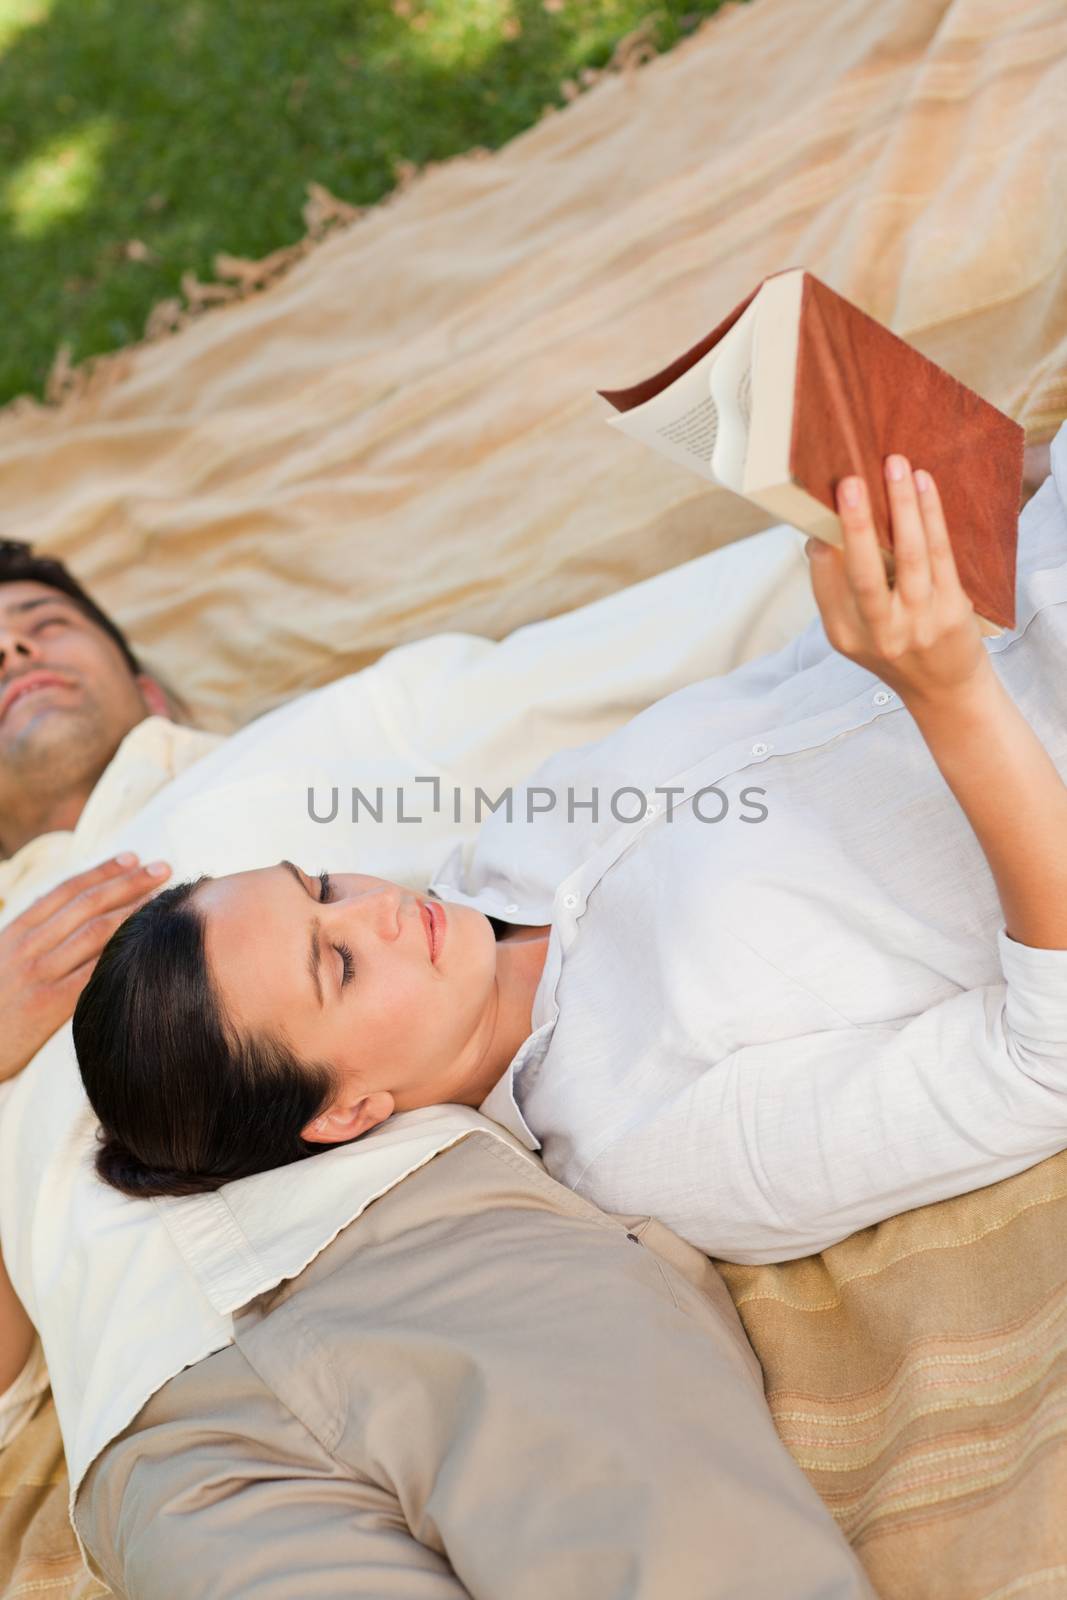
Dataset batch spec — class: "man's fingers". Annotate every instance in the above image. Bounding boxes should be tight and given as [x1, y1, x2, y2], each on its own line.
[37, 887, 161, 983]
[884, 455, 932, 606]
[24, 860, 171, 963]
[0, 861, 168, 1075]
[44, 957, 102, 1028]
[17, 853, 142, 929]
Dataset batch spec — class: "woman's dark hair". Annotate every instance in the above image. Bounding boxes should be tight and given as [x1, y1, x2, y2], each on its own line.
[72, 878, 336, 1200]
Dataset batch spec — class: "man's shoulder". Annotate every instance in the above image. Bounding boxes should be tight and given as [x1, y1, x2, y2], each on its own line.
[232, 1128, 753, 1398]
[85, 1124, 742, 1454]
[75, 1130, 796, 1600]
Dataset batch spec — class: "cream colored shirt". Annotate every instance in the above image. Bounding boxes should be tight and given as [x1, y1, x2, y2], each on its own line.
[0, 717, 224, 914]
[0, 524, 815, 1501]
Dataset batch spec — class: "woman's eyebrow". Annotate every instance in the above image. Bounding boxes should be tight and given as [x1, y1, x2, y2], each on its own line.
[279, 860, 325, 1009]
[279, 859, 310, 895]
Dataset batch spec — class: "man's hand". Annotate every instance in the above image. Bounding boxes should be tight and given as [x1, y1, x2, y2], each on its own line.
[805, 454, 990, 708]
[0, 854, 171, 1083]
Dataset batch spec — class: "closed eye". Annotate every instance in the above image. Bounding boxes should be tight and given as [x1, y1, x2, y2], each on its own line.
[336, 942, 355, 988]
[317, 870, 354, 988]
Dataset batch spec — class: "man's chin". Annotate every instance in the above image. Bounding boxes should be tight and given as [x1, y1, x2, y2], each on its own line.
[1, 699, 112, 773]
[2, 699, 82, 745]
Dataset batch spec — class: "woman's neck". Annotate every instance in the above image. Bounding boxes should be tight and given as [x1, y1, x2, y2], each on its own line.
[458, 925, 550, 1107]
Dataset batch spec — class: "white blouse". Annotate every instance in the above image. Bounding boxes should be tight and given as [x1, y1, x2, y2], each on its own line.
[431, 440, 1067, 1265]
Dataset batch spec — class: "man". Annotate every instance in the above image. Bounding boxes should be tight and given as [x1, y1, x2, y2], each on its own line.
[0, 539, 203, 1437]
[0, 530, 876, 1595]
[0, 540, 192, 1082]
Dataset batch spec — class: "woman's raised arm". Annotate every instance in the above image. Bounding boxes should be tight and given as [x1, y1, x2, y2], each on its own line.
[807, 455, 1067, 953]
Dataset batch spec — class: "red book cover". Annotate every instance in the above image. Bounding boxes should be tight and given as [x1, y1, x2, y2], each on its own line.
[599, 270, 1024, 631]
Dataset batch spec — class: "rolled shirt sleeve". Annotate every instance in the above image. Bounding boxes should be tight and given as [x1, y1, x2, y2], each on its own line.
[997, 926, 1067, 1070]
[576, 930, 1067, 1266]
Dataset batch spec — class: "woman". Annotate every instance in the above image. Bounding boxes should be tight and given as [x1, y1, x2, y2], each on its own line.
[74, 455, 1067, 1263]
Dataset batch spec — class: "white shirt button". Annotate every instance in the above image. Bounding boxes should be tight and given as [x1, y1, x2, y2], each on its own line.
[504, 903, 519, 914]
[562, 893, 579, 909]
[873, 690, 893, 706]
[751, 742, 771, 757]
[645, 803, 659, 818]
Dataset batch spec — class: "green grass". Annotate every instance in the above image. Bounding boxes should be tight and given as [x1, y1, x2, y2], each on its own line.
[0, 0, 738, 407]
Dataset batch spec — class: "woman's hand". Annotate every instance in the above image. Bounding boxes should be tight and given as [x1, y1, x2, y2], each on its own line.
[805, 455, 989, 707]
[810, 454, 1067, 951]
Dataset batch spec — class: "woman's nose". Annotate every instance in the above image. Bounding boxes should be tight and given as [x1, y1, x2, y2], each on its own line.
[331, 883, 404, 941]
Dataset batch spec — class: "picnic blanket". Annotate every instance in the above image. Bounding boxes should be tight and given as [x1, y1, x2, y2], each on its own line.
[1, 0, 1066, 1593]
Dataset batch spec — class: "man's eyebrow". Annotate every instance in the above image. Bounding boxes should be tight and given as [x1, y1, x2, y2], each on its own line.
[279, 860, 324, 1010]
[3, 596, 79, 618]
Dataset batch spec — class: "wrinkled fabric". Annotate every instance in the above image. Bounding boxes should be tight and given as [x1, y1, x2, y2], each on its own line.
[1, 0, 1066, 1594]
[0, 0, 1063, 738]
[438, 438, 1067, 1267]
[0, 528, 814, 1535]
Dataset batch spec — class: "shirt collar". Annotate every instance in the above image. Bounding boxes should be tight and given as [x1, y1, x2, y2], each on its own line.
[0, 715, 223, 918]
[478, 1028, 547, 1152]
[153, 1105, 521, 1316]
[20, 1100, 520, 1514]
[426, 883, 556, 1152]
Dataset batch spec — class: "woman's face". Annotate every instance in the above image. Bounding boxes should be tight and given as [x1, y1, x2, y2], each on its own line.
[194, 863, 500, 1140]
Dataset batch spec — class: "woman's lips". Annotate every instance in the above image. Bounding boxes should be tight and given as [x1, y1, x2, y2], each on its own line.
[420, 899, 445, 963]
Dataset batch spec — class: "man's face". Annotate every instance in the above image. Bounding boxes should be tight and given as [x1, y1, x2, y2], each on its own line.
[0, 581, 159, 799]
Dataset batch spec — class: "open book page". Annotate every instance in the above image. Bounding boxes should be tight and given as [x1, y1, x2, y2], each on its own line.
[742, 267, 806, 497]
[709, 295, 761, 489]
[603, 340, 727, 483]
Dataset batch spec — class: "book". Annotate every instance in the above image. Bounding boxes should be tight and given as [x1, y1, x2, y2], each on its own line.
[597, 268, 1024, 633]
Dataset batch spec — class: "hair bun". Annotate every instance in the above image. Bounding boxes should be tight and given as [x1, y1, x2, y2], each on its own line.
[94, 1134, 209, 1199]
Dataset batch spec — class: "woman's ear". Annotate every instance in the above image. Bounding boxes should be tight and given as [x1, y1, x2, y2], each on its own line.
[301, 1091, 395, 1147]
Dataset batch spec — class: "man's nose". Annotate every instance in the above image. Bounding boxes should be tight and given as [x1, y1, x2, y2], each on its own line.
[0, 628, 38, 673]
